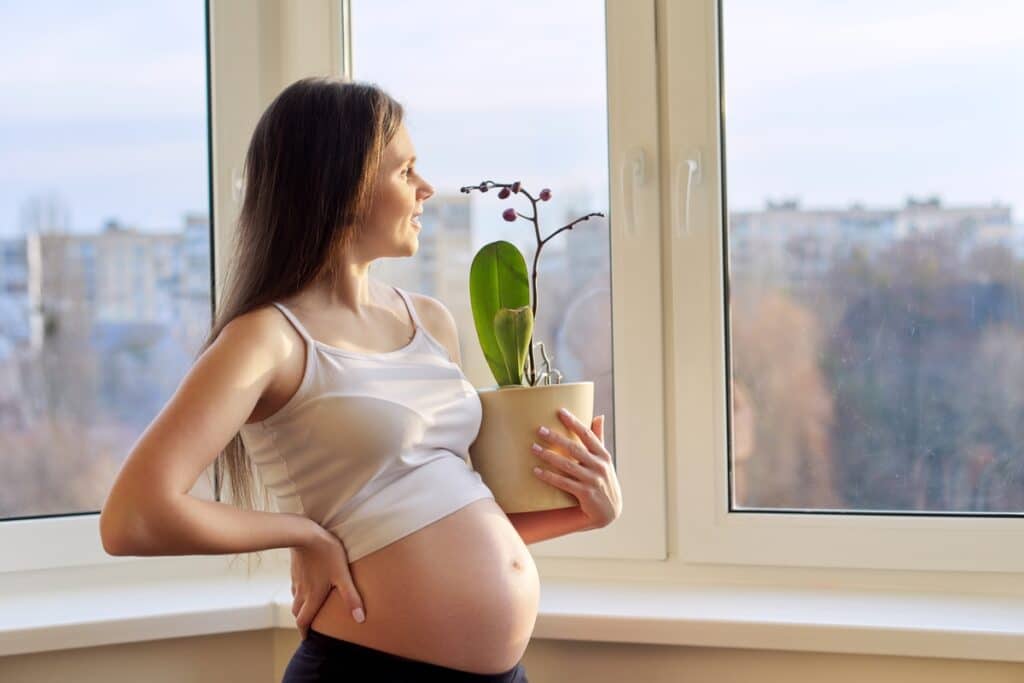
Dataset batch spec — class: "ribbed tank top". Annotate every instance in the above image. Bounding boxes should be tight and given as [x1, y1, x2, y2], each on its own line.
[237, 286, 494, 562]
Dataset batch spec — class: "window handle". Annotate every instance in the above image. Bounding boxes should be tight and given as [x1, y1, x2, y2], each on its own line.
[620, 146, 647, 236]
[673, 149, 702, 237]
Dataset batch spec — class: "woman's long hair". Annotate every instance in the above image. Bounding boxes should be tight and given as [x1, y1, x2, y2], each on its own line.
[195, 76, 404, 570]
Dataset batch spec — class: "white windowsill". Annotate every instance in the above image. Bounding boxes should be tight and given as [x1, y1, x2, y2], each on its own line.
[2, 559, 1023, 663]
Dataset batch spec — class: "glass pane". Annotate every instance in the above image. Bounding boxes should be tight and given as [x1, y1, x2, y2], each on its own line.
[351, 1, 615, 460]
[723, 1, 1024, 513]
[0, 2, 213, 520]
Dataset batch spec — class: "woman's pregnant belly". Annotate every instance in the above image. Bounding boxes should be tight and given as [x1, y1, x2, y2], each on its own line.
[308, 496, 540, 675]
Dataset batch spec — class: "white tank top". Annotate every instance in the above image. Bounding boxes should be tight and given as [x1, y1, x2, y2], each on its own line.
[238, 286, 494, 562]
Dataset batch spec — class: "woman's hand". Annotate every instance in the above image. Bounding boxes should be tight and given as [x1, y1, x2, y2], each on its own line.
[531, 409, 623, 530]
[290, 527, 366, 639]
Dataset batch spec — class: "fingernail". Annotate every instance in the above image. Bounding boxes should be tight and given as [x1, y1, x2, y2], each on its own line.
[352, 607, 365, 623]
[558, 407, 569, 417]
[538, 426, 549, 436]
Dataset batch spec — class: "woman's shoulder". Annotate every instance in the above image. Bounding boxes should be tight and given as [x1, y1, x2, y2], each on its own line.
[397, 289, 461, 368]
[219, 304, 300, 366]
[223, 302, 290, 337]
[394, 288, 443, 327]
[217, 305, 306, 421]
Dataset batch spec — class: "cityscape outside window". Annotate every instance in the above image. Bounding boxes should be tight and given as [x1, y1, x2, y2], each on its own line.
[0, 3, 212, 519]
[6, 2, 1017, 524]
[725, 2, 1024, 513]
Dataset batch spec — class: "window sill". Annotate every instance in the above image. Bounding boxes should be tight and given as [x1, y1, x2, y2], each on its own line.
[2, 558, 1023, 663]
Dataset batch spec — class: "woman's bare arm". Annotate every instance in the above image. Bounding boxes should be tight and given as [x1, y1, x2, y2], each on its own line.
[99, 308, 325, 556]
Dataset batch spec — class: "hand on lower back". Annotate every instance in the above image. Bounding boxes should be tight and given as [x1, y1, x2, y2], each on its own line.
[290, 529, 365, 639]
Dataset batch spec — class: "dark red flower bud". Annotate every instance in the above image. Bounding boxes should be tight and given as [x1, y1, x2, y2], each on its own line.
[539, 188, 552, 201]
[502, 208, 517, 222]
[498, 187, 511, 199]
[480, 184, 489, 192]
[511, 181, 521, 194]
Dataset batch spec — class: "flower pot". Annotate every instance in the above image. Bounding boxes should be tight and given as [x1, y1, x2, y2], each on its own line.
[469, 380, 594, 513]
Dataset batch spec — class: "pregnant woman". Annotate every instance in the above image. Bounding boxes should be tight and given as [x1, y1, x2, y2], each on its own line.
[99, 76, 622, 681]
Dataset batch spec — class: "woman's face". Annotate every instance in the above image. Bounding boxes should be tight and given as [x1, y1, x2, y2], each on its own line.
[362, 123, 435, 258]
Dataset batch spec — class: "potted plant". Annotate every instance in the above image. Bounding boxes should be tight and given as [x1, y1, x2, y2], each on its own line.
[460, 179, 606, 513]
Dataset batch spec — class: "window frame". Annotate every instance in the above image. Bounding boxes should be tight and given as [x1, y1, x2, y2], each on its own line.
[0, 0, 338, 575]
[0, 0, 665, 575]
[374, 0, 667, 562]
[6, 0, 1020, 594]
[671, 0, 1024, 574]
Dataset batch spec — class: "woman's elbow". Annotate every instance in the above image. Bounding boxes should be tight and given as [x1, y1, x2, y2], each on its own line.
[99, 497, 137, 556]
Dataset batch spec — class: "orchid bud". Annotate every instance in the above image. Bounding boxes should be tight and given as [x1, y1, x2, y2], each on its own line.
[498, 187, 511, 199]
[511, 181, 521, 194]
[502, 208, 517, 222]
[480, 184, 489, 193]
[539, 188, 552, 201]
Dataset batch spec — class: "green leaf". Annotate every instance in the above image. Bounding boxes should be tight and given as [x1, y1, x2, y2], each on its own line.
[469, 241, 531, 386]
[493, 306, 534, 386]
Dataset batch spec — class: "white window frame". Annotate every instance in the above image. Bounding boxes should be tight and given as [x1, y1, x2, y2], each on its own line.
[401, 0, 667, 562]
[670, 0, 1024, 575]
[9, 0, 1018, 594]
[1, 0, 339, 575]
[1, 0, 665, 576]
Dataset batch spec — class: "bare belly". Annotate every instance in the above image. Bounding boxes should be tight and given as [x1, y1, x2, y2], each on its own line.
[308, 497, 540, 675]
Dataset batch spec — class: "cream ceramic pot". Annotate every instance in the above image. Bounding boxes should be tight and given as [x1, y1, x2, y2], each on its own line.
[469, 381, 594, 513]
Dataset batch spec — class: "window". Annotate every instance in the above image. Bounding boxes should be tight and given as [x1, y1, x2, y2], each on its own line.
[674, 0, 1024, 572]
[347, 0, 665, 559]
[0, 2, 212, 529]
[5, 0, 659, 575]
[724, 1, 1024, 515]
[351, 0, 615, 451]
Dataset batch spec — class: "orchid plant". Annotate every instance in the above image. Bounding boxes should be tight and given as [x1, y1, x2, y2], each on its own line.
[459, 179, 605, 388]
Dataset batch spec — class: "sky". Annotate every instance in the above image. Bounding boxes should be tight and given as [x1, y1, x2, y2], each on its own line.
[721, 1, 1024, 214]
[0, 1, 207, 237]
[0, 1, 1021, 240]
[350, 0, 609, 252]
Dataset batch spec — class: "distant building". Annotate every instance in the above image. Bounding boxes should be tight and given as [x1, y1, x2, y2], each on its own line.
[729, 196, 1015, 289]
[0, 238, 30, 346]
[18, 192, 71, 236]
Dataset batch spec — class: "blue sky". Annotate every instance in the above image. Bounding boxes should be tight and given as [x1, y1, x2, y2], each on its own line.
[0, 1, 207, 237]
[0, 1, 1020, 240]
[722, 1, 1024, 214]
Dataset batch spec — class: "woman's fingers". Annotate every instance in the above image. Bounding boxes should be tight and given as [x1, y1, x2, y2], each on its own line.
[334, 578, 366, 623]
[555, 409, 610, 462]
[295, 584, 332, 639]
[296, 597, 318, 640]
[292, 595, 307, 639]
[327, 541, 367, 624]
[532, 443, 598, 485]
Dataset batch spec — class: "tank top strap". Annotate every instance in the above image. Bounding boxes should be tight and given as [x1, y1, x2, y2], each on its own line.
[271, 301, 316, 344]
[392, 286, 425, 332]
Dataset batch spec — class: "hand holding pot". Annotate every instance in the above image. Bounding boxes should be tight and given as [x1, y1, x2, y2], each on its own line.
[531, 408, 623, 529]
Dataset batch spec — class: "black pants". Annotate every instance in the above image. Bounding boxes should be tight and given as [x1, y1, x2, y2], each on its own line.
[281, 628, 530, 682]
